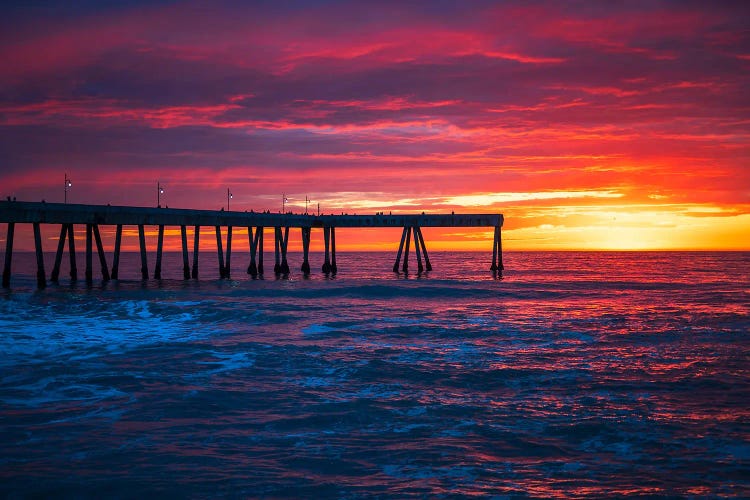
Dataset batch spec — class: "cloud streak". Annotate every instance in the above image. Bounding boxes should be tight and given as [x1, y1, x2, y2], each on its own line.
[1, 0, 748, 249]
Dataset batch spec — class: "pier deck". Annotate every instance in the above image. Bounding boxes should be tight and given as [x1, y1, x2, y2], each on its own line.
[1, 201, 504, 287]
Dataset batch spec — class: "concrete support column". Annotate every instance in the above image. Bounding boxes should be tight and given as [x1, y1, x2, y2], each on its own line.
[273, 227, 282, 274]
[2, 222, 14, 288]
[280, 227, 290, 274]
[225, 226, 233, 278]
[247, 227, 258, 277]
[67, 224, 77, 282]
[111, 224, 122, 280]
[51, 224, 67, 282]
[33, 222, 46, 289]
[393, 226, 407, 272]
[138, 224, 148, 280]
[86, 223, 94, 283]
[301, 227, 311, 274]
[498, 226, 504, 271]
[154, 224, 164, 279]
[322, 226, 331, 273]
[402, 225, 411, 273]
[192, 225, 200, 279]
[92, 224, 110, 281]
[416, 227, 432, 271]
[413, 226, 423, 272]
[490, 225, 504, 272]
[215, 226, 225, 279]
[247, 226, 262, 278]
[181, 225, 190, 279]
[491, 225, 499, 271]
[257, 227, 264, 275]
[330, 226, 337, 274]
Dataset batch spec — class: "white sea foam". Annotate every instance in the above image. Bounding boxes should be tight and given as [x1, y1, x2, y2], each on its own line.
[124, 300, 153, 318]
[0, 298, 213, 363]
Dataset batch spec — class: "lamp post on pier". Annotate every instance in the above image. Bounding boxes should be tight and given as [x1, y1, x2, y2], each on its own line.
[282, 193, 288, 214]
[157, 182, 164, 207]
[64, 174, 72, 204]
[227, 188, 233, 211]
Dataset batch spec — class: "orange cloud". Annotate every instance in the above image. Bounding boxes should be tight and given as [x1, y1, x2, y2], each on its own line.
[1, 1, 748, 251]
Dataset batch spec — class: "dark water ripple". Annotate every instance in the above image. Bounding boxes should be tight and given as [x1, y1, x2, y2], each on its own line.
[1, 251, 748, 497]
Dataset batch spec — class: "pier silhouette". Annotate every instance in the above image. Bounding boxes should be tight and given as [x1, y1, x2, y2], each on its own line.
[1, 201, 504, 288]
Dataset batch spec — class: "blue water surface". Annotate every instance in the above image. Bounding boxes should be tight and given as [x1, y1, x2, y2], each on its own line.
[1, 251, 749, 497]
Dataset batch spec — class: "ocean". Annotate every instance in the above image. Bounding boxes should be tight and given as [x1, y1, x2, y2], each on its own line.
[1, 251, 748, 498]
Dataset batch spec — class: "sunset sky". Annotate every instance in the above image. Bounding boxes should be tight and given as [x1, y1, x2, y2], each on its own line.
[2, 1, 749, 251]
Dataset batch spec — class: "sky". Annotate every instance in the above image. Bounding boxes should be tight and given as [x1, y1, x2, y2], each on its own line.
[1, 0, 749, 251]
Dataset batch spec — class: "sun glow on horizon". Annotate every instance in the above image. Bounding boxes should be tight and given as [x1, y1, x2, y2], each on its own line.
[1, 2, 748, 251]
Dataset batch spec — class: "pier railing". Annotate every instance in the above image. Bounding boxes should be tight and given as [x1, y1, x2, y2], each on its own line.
[0, 201, 504, 288]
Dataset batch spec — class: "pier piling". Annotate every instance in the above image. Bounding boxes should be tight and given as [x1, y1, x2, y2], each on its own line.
[192, 225, 200, 279]
[246, 226, 255, 275]
[491, 226, 499, 271]
[490, 225, 504, 272]
[322, 226, 331, 273]
[215, 226, 225, 279]
[92, 224, 110, 281]
[247, 226, 258, 276]
[498, 226, 504, 271]
[154, 225, 164, 279]
[111, 224, 122, 280]
[301, 227, 311, 274]
[225, 226, 233, 278]
[181, 225, 190, 279]
[67, 224, 77, 281]
[2, 222, 14, 288]
[258, 227, 264, 275]
[393, 226, 407, 273]
[413, 226, 423, 273]
[33, 222, 45, 289]
[85, 223, 93, 283]
[402, 226, 411, 273]
[138, 224, 148, 280]
[280, 227, 290, 274]
[331, 226, 337, 274]
[274, 227, 282, 274]
[51, 224, 67, 282]
[417, 227, 432, 271]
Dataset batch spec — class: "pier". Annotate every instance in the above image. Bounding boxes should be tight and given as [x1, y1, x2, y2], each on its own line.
[0, 201, 503, 288]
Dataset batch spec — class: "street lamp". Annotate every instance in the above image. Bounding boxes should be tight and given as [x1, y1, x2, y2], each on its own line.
[64, 173, 72, 204]
[305, 195, 310, 215]
[282, 193, 288, 214]
[157, 182, 164, 207]
[227, 188, 233, 211]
